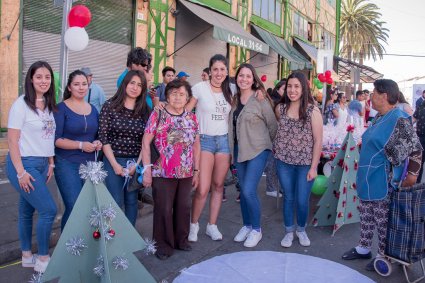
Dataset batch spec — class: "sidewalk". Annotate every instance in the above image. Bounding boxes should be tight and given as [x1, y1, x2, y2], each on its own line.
[0, 176, 422, 282]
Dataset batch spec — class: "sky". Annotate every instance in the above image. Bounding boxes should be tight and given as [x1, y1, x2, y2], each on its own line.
[363, 0, 425, 82]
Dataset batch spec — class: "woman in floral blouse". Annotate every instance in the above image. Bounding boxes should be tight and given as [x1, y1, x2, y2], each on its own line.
[273, 72, 323, 248]
[139, 79, 200, 260]
[99, 70, 151, 226]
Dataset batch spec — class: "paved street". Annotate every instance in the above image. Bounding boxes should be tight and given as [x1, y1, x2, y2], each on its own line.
[0, 176, 423, 283]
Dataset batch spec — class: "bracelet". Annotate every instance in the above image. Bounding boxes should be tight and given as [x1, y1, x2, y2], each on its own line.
[193, 169, 199, 172]
[49, 164, 55, 168]
[17, 170, 27, 179]
[79, 141, 84, 152]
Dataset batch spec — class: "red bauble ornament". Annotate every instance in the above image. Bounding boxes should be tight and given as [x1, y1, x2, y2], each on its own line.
[68, 5, 92, 28]
[342, 200, 346, 207]
[318, 73, 326, 83]
[325, 70, 332, 78]
[348, 212, 353, 219]
[260, 75, 267, 82]
[108, 229, 116, 238]
[93, 230, 101, 240]
[346, 125, 355, 132]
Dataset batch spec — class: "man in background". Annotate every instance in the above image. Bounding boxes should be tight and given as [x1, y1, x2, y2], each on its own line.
[176, 71, 190, 82]
[80, 67, 106, 112]
[155, 66, 176, 103]
[201, 67, 209, 81]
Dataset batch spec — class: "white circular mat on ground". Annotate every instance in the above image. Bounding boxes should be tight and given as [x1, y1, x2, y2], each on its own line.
[173, 251, 374, 283]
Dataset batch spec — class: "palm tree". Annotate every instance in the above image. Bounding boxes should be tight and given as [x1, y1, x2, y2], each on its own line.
[340, 0, 389, 63]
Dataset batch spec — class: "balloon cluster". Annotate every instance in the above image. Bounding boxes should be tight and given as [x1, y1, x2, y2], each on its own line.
[313, 70, 333, 89]
[64, 5, 92, 51]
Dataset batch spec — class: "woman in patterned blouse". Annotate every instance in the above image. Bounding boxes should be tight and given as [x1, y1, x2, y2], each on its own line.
[98, 70, 151, 226]
[139, 79, 200, 260]
[273, 72, 323, 248]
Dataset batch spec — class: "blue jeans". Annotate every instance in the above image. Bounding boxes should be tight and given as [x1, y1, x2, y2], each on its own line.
[6, 155, 57, 256]
[234, 145, 270, 230]
[104, 157, 138, 226]
[54, 155, 85, 231]
[276, 160, 313, 232]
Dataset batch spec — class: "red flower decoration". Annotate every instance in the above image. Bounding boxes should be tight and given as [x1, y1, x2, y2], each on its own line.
[348, 212, 353, 219]
[337, 212, 343, 218]
[347, 125, 355, 132]
[342, 200, 346, 207]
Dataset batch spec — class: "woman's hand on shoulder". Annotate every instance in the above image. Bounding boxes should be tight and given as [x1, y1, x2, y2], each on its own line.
[254, 89, 266, 101]
[154, 102, 166, 111]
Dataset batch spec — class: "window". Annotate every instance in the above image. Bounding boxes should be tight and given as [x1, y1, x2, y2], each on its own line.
[253, 0, 282, 25]
[322, 31, 334, 50]
[293, 12, 308, 40]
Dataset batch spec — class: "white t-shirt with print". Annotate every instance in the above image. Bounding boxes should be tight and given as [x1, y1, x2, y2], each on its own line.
[192, 81, 233, 136]
[8, 96, 56, 157]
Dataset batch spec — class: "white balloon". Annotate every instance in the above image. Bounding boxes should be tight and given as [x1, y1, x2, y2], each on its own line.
[64, 27, 89, 51]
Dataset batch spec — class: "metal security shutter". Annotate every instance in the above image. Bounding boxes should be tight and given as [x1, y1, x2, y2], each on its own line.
[174, 2, 227, 85]
[250, 49, 278, 90]
[22, 0, 133, 98]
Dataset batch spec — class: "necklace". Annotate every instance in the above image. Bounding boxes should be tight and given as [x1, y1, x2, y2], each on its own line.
[210, 81, 222, 89]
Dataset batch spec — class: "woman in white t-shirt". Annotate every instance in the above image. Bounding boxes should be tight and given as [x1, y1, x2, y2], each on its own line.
[186, 54, 234, 241]
[6, 61, 57, 273]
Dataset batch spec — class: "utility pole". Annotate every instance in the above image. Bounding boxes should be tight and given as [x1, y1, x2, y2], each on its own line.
[58, 0, 73, 101]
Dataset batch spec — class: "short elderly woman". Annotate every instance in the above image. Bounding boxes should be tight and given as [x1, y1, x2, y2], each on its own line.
[139, 79, 200, 260]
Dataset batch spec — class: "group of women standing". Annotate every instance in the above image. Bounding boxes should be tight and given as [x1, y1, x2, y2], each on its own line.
[7, 55, 323, 271]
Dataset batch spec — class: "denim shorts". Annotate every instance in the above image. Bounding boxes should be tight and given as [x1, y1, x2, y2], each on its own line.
[200, 134, 230, 154]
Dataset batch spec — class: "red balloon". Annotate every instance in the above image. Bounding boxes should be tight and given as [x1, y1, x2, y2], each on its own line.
[68, 5, 92, 28]
[326, 77, 333, 84]
[261, 75, 267, 82]
[318, 73, 326, 83]
[325, 70, 332, 78]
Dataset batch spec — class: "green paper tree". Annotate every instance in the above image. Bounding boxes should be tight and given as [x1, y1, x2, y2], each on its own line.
[41, 162, 156, 283]
[312, 130, 361, 236]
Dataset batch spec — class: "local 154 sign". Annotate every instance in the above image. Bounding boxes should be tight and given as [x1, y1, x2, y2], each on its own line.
[213, 28, 269, 55]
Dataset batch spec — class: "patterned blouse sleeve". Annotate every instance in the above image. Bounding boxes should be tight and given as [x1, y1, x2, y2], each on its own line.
[98, 101, 111, 145]
[144, 110, 159, 135]
[384, 118, 423, 170]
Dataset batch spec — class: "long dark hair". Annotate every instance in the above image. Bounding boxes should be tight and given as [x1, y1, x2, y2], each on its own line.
[24, 61, 57, 113]
[233, 63, 270, 106]
[109, 70, 150, 120]
[276, 72, 314, 123]
[209, 54, 232, 105]
[63, 70, 88, 100]
[398, 92, 409, 104]
[335, 92, 345, 104]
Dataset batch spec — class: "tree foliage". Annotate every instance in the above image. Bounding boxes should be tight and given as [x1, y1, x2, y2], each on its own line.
[340, 0, 389, 62]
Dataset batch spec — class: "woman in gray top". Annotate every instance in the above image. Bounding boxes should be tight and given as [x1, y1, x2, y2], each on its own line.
[229, 63, 277, 248]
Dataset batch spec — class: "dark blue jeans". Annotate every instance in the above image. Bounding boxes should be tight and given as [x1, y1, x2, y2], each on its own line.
[54, 155, 85, 231]
[104, 157, 138, 226]
[6, 155, 57, 256]
[276, 160, 313, 232]
[234, 145, 270, 230]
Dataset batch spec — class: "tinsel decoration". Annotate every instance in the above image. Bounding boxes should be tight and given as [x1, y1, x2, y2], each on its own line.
[28, 272, 43, 283]
[93, 255, 105, 277]
[65, 236, 88, 256]
[112, 256, 129, 270]
[102, 203, 117, 222]
[88, 207, 101, 228]
[79, 161, 108, 185]
[143, 238, 157, 255]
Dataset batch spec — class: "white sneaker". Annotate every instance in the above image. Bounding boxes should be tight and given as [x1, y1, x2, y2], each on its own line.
[244, 230, 262, 248]
[188, 222, 199, 242]
[34, 257, 50, 273]
[296, 231, 311, 247]
[22, 254, 37, 268]
[280, 232, 294, 248]
[266, 191, 282, 197]
[234, 226, 252, 242]
[206, 223, 223, 240]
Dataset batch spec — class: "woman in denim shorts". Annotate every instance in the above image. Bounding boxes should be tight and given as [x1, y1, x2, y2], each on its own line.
[186, 54, 233, 241]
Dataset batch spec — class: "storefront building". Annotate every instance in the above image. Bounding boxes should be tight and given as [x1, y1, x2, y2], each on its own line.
[0, 0, 340, 128]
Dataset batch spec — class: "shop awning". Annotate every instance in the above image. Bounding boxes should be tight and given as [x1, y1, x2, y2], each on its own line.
[334, 56, 383, 83]
[294, 38, 318, 62]
[251, 25, 312, 70]
[180, 0, 269, 55]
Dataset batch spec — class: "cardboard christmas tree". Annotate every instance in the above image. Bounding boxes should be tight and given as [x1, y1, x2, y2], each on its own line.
[41, 161, 156, 283]
[312, 128, 361, 236]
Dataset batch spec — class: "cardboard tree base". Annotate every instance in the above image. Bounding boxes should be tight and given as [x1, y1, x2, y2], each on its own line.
[312, 131, 360, 235]
[42, 179, 155, 283]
